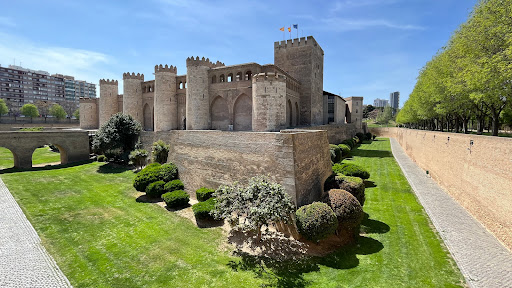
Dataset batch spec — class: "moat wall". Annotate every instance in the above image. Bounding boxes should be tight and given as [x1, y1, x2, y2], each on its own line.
[140, 129, 332, 206]
[370, 127, 512, 250]
[302, 123, 361, 144]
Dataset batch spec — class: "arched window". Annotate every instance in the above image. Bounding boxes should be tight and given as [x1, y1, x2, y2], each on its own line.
[245, 71, 251, 81]
[236, 72, 242, 81]
[212, 75, 216, 83]
[227, 73, 233, 82]
[184, 82, 187, 88]
[220, 74, 225, 83]
[179, 82, 183, 89]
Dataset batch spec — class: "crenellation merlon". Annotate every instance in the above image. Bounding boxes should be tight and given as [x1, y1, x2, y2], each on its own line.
[99, 79, 118, 85]
[252, 72, 287, 83]
[186, 56, 225, 68]
[155, 64, 177, 74]
[123, 72, 144, 80]
[274, 36, 320, 50]
[79, 97, 98, 103]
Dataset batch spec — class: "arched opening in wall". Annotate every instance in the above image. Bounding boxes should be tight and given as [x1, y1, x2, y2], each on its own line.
[0, 147, 16, 170]
[295, 102, 299, 127]
[212, 75, 216, 83]
[287, 100, 293, 128]
[245, 71, 252, 81]
[227, 73, 233, 82]
[233, 94, 252, 131]
[179, 82, 184, 89]
[143, 103, 153, 131]
[220, 74, 225, 83]
[236, 72, 242, 81]
[210, 96, 230, 130]
[184, 82, 187, 88]
[31, 144, 63, 167]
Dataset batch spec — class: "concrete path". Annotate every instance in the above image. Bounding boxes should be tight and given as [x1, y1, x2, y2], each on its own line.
[390, 138, 512, 288]
[0, 177, 72, 288]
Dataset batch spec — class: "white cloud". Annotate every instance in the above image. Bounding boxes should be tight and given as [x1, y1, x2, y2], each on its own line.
[332, 0, 399, 12]
[0, 32, 115, 85]
[320, 17, 425, 31]
[0, 16, 15, 27]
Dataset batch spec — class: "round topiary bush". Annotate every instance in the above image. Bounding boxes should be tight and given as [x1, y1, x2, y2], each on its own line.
[196, 187, 215, 202]
[159, 163, 178, 182]
[353, 136, 360, 144]
[145, 180, 166, 198]
[192, 198, 216, 220]
[97, 155, 107, 162]
[296, 202, 338, 242]
[335, 163, 370, 179]
[365, 132, 372, 141]
[337, 144, 351, 157]
[355, 133, 365, 142]
[324, 189, 363, 239]
[341, 139, 354, 149]
[164, 179, 184, 192]
[336, 175, 365, 206]
[162, 190, 189, 208]
[133, 164, 162, 192]
[329, 144, 342, 163]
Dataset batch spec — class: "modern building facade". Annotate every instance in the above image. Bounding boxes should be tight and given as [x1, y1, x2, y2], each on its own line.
[0, 65, 95, 114]
[390, 91, 399, 109]
[373, 98, 389, 108]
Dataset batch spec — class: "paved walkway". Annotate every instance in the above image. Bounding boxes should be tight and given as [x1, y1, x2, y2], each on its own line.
[0, 177, 72, 287]
[390, 138, 512, 288]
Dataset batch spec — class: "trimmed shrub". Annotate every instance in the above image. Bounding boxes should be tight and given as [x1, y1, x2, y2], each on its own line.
[162, 190, 189, 208]
[133, 164, 161, 192]
[373, 135, 377, 140]
[164, 179, 184, 192]
[296, 202, 338, 241]
[152, 140, 170, 164]
[97, 155, 107, 162]
[337, 144, 351, 157]
[324, 173, 339, 191]
[159, 163, 178, 182]
[192, 198, 216, 220]
[145, 180, 166, 198]
[329, 144, 342, 163]
[365, 132, 372, 141]
[336, 175, 365, 206]
[324, 189, 363, 238]
[353, 136, 360, 144]
[335, 163, 370, 179]
[196, 187, 215, 202]
[342, 139, 355, 149]
[355, 133, 365, 142]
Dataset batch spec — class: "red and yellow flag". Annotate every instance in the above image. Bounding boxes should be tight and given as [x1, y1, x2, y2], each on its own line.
[288, 27, 291, 32]
[279, 27, 285, 31]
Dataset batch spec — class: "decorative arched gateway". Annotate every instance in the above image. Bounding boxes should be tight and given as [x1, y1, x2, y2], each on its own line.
[210, 96, 230, 130]
[233, 94, 252, 131]
[287, 100, 293, 127]
[143, 103, 153, 131]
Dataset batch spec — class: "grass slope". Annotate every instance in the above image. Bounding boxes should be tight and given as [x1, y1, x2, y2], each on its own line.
[0, 146, 60, 169]
[0, 138, 465, 287]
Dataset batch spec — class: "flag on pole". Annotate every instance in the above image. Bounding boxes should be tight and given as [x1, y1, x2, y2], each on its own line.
[293, 24, 298, 29]
[279, 27, 285, 31]
[288, 27, 291, 32]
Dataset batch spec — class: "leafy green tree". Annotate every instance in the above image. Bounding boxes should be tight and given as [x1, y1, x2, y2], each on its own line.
[376, 106, 393, 124]
[363, 105, 375, 119]
[0, 99, 8, 117]
[49, 104, 67, 120]
[129, 149, 149, 169]
[21, 104, 39, 122]
[152, 140, 170, 164]
[92, 113, 142, 163]
[73, 109, 80, 120]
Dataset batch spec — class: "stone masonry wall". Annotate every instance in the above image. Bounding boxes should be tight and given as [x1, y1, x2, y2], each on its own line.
[140, 130, 331, 206]
[302, 123, 360, 144]
[99, 80, 118, 127]
[370, 127, 512, 250]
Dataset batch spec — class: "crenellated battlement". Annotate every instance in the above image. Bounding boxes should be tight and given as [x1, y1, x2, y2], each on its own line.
[274, 36, 318, 49]
[155, 64, 177, 74]
[252, 72, 287, 83]
[79, 97, 98, 104]
[123, 72, 144, 81]
[99, 79, 118, 85]
[186, 56, 225, 68]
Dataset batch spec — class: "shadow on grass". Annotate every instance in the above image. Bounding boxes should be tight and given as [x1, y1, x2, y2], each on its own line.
[228, 236, 383, 288]
[165, 203, 191, 211]
[360, 213, 390, 234]
[97, 163, 133, 174]
[196, 218, 225, 228]
[351, 149, 393, 158]
[364, 180, 377, 188]
[0, 159, 94, 174]
[135, 194, 163, 203]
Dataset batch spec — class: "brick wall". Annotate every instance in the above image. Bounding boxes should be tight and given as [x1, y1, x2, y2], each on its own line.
[371, 127, 512, 250]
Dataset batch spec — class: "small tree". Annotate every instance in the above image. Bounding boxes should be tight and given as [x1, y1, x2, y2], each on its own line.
[35, 100, 52, 122]
[49, 104, 67, 120]
[73, 109, 80, 120]
[213, 176, 295, 242]
[129, 149, 149, 169]
[21, 104, 39, 122]
[152, 140, 170, 164]
[92, 113, 142, 163]
[0, 99, 8, 118]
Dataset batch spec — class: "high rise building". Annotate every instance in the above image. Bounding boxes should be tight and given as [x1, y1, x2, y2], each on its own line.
[0, 64, 95, 114]
[390, 91, 400, 109]
[373, 98, 389, 108]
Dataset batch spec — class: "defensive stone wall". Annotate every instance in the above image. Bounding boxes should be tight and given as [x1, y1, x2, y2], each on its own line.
[186, 57, 214, 130]
[370, 127, 512, 250]
[123, 73, 144, 126]
[252, 72, 287, 132]
[99, 79, 119, 126]
[302, 123, 360, 144]
[140, 129, 331, 206]
[79, 97, 98, 129]
[154, 64, 177, 131]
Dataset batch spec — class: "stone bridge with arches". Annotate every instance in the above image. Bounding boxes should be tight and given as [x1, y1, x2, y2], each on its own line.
[0, 131, 90, 169]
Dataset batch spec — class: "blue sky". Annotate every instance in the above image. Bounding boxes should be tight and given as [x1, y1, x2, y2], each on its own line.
[0, 0, 478, 106]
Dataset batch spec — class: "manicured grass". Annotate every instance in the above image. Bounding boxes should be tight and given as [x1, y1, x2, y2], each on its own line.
[0, 139, 465, 287]
[0, 146, 60, 169]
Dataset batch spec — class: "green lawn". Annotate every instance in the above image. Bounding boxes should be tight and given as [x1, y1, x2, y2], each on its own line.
[0, 146, 61, 169]
[0, 138, 465, 287]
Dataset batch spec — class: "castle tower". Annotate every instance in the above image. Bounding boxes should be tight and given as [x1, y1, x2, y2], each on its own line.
[252, 72, 287, 132]
[274, 36, 324, 126]
[79, 97, 99, 129]
[123, 72, 144, 125]
[154, 64, 178, 131]
[345, 96, 364, 129]
[185, 57, 213, 130]
[99, 79, 119, 126]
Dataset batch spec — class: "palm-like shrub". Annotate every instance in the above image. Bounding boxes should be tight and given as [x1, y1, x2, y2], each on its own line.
[152, 140, 170, 164]
[296, 202, 338, 241]
[129, 149, 149, 169]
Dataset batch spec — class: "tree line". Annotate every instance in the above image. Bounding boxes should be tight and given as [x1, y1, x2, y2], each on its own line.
[0, 98, 79, 121]
[396, 0, 512, 136]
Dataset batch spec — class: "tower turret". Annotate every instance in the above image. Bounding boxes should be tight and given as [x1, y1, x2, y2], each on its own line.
[79, 97, 99, 129]
[154, 64, 178, 131]
[99, 79, 119, 126]
[123, 72, 144, 125]
[252, 72, 287, 132]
